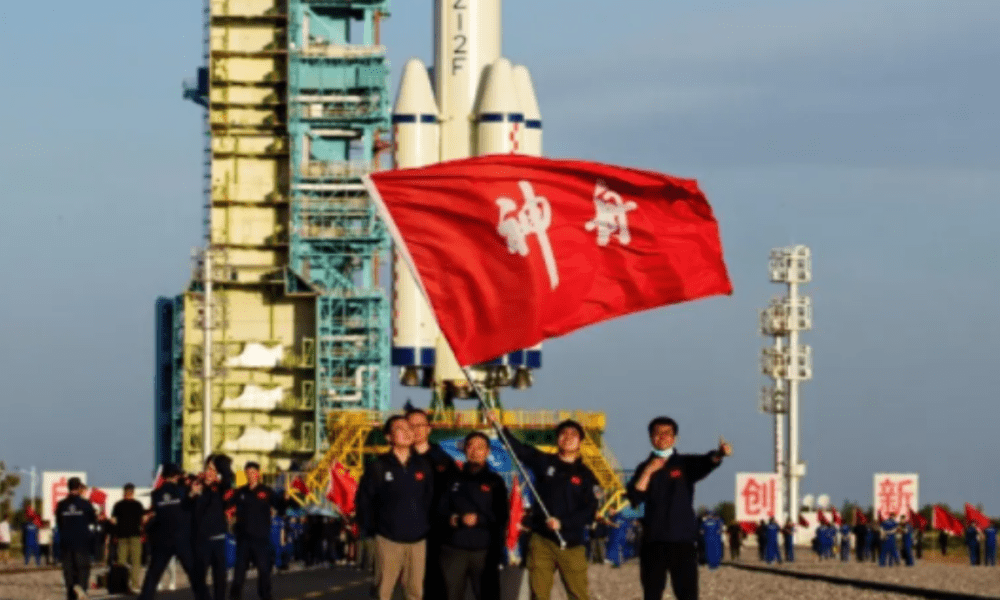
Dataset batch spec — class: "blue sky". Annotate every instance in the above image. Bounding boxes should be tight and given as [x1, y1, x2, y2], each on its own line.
[1, 0, 997, 512]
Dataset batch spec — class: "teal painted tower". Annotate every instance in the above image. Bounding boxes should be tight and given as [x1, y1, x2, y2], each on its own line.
[287, 0, 393, 451]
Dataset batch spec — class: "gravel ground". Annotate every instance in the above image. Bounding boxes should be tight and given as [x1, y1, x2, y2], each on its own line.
[2, 555, 996, 600]
[732, 551, 1000, 598]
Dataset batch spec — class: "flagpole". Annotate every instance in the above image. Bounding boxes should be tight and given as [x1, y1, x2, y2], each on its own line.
[459, 366, 567, 549]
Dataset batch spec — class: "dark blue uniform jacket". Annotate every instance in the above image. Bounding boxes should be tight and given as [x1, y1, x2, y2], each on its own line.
[355, 451, 434, 543]
[438, 463, 509, 552]
[504, 429, 599, 548]
[147, 481, 194, 546]
[626, 450, 723, 543]
[54, 495, 96, 552]
[229, 484, 282, 542]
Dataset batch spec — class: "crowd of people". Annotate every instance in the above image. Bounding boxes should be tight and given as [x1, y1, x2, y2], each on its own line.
[9, 410, 731, 600]
[718, 513, 999, 568]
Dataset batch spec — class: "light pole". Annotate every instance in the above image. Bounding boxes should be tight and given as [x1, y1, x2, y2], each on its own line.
[759, 245, 813, 522]
[13, 466, 37, 502]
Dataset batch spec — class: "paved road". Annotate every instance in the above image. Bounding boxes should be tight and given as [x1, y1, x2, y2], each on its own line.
[140, 566, 373, 600]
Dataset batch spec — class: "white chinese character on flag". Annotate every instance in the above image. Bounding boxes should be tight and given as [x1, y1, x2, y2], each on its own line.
[496, 181, 559, 289]
[585, 180, 637, 246]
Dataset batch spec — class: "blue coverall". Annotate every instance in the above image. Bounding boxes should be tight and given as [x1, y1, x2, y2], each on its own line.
[880, 518, 899, 566]
[984, 526, 997, 566]
[702, 516, 723, 569]
[765, 522, 782, 564]
[782, 525, 795, 562]
[901, 523, 914, 566]
[22, 521, 40, 565]
[966, 526, 980, 565]
[840, 524, 852, 562]
[606, 513, 628, 567]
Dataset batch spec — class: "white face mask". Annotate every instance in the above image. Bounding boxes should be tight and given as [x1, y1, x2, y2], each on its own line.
[652, 447, 674, 459]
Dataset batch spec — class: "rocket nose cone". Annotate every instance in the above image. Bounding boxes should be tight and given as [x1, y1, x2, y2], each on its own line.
[395, 58, 440, 115]
[512, 65, 541, 120]
[476, 57, 519, 114]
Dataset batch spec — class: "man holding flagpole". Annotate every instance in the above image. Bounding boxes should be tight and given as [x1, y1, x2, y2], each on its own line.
[627, 417, 731, 600]
[498, 419, 598, 600]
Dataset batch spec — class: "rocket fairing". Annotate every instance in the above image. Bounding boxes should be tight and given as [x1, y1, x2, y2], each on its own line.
[391, 59, 440, 373]
[391, 0, 545, 381]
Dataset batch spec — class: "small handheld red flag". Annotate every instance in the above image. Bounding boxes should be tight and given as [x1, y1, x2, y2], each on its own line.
[965, 503, 990, 529]
[291, 476, 310, 497]
[507, 476, 525, 553]
[739, 521, 758, 535]
[89, 488, 107, 505]
[327, 462, 358, 516]
[817, 510, 829, 526]
[854, 508, 868, 526]
[798, 514, 809, 528]
[365, 155, 732, 366]
[830, 507, 842, 526]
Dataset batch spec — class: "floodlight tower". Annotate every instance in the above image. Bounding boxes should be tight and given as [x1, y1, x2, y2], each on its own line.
[760, 245, 813, 521]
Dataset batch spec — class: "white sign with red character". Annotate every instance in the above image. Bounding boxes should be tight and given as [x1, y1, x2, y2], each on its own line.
[736, 472, 784, 524]
[873, 473, 918, 518]
[42, 471, 87, 525]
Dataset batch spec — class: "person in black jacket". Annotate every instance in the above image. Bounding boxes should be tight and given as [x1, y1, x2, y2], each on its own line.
[355, 415, 435, 600]
[501, 419, 598, 600]
[55, 477, 97, 600]
[626, 416, 731, 600]
[190, 454, 234, 600]
[137, 464, 206, 600]
[438, 431, 509, 600]
[228, 462, 285, 600]
[406, 408, 459, 600]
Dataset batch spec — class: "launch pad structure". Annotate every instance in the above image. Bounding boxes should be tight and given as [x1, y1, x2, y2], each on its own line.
[155, 0, 627, 512]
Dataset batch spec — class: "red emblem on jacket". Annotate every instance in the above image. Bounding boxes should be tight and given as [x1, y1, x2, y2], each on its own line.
[223, 490, 234, 501]
[257, 490, 268, 500]
[415, 471, 425, 481]
[481, 484, 491, 493]
[670, 469, 683, 479]
[571, 476, 582, 485]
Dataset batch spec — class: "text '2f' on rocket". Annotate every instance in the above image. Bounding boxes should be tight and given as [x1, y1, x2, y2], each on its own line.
[391, 59, 440, 387]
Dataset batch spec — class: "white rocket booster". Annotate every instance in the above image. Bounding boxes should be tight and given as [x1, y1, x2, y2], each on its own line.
[391, 0, 544, 385]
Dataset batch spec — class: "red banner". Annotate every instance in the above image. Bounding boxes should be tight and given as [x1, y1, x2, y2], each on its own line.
[933, 505, 963, 536]
[366, 155, 732, 366]
[327, 462, 358, 516]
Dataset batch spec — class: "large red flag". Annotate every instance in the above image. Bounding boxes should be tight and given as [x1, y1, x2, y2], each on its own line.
[965, 503, 990, 529]
[854, 508, 868, 525]
[365, 155, 733, 366]
[327, 462, 358, 516]
[933, 506, 963, 536]
[507, 476, 525, 553]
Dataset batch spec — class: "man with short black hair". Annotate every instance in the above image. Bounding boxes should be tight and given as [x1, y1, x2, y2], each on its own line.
[356, 415, 435, 600]
[438, 431, 508, 600]
[110, 483, 145, 592]
[627, 416, 731, 600]
[137, 464, 205, 600]
[55, 477, 97, 600]
[500, 418, 599, 600]
[229, 461, 285, 600]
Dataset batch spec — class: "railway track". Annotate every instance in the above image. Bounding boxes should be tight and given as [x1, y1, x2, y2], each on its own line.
[723, 561, 999, 600]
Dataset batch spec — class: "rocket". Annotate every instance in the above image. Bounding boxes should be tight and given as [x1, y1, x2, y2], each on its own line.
[392, 0, 543, 389]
